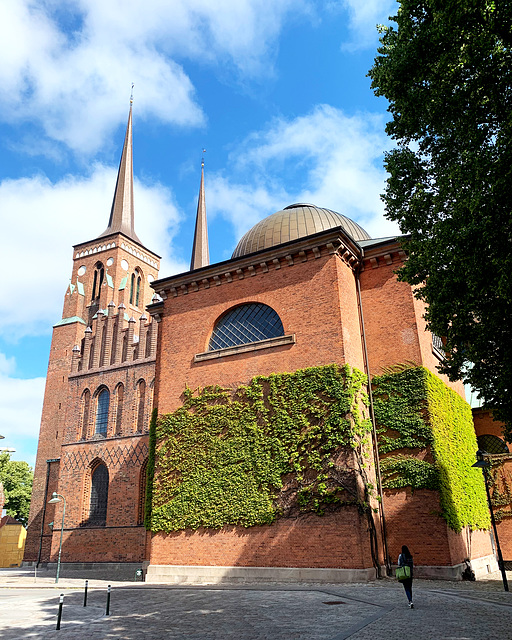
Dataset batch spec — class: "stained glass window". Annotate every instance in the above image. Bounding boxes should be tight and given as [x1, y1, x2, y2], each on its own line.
[209, 303, 284, 351]
[95, 388, 109, 435]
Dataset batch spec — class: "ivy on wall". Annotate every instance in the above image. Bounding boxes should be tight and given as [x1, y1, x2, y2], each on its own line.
[373, 367, 490, 532]
[144, 407, 158, 530]
[148, 364, 373, 533]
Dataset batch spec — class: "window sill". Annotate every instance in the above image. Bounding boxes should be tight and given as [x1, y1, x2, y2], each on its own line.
[194, 334, 296, 362]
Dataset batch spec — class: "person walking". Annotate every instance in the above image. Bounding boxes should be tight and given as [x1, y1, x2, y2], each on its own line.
[398, 545, 414, 608]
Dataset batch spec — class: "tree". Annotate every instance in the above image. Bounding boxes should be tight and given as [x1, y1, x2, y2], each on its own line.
[0, 452, 33, 526]
[369, 1, 512, 436]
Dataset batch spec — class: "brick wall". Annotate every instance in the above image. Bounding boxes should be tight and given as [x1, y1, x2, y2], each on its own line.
[154, 253, 361, 415]
[48, 526, 146, 563]
[150, 508, 375, 569]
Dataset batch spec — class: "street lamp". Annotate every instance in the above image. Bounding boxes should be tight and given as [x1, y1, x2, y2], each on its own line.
[472, 449, 509, 591]
[48, 492, 66, 584]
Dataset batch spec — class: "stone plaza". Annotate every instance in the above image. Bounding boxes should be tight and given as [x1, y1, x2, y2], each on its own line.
[1, 567, 512, 639]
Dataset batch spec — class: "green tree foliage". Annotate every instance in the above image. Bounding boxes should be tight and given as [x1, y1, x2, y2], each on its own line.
[369, 1, 512, 434]
[0, 452, 33, 526]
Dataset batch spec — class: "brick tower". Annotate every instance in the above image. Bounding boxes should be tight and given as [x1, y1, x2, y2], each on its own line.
[25, 102, 160, 566]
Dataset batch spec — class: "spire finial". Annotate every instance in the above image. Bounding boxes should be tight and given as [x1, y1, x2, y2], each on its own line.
[97, 100, 141, 245]
[190, 157, 209, 271]
[130, 83, 134, 106]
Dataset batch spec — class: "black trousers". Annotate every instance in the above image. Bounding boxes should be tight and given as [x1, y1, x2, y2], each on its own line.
[401, 577, 413, 602]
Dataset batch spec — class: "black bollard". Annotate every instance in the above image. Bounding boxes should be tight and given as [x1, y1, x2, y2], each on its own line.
[83, 579, 88, 607]
[56, 593, 64, 630]
[106, 584, 111, 616]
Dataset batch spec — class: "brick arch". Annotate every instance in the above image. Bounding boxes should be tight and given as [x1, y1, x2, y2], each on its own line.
[137, 458, 148, 525]
[82, 458, 109, 527]
[135, 378, 146, 433]
[80, 388, 91, 440]
[113, 382, 125, 436]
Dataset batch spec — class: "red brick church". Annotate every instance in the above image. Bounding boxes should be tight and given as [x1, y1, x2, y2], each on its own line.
[25, 106, 510, 582]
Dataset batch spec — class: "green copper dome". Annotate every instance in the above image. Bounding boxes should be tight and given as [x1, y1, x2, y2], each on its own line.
[231, 203, 370, 259]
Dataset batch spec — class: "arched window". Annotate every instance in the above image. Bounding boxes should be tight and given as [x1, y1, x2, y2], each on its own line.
[81, 389, 90, 439]
[115, 384, 124, 435]
[136, 273, 141, 307]
[89, 463, 109, 525]
[130, 269, 142, 307]
[91, 262, 105, 301]
[136, 380, 146, 432]
[130, 273, 135, 305]
[208, 303, 284, 351]
[477, 434, 509, 454]
[95, 388, 110, 435]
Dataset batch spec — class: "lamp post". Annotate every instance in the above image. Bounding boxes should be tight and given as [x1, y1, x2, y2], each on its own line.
[48, 492, 66, 584]
[472, 449, 509, 591]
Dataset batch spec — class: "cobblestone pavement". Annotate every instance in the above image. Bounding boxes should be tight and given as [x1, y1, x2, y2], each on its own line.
[2, 568, 512, 639]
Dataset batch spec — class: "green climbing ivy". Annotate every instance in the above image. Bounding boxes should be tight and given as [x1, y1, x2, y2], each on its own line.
[380, 455, 440, 491]
[144, 407, 158, 530]
[373, 366, 490, 532]
[149, 364, 373, 533]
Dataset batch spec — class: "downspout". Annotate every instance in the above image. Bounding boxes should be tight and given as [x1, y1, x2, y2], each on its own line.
[36, 458, 59, 567]
[355, 265, 392, 576]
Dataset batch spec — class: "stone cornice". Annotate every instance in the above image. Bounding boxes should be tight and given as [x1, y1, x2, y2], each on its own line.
[73, 231, 161, 264]
[360, 237, 407, 271]
[150, 226, 362, 302]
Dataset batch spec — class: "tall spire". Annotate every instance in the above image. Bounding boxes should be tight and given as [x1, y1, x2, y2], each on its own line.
[99, 89, 141, 244]
[190, 155, 210, 270]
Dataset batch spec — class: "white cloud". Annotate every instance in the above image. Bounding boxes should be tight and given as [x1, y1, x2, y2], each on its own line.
[0, 166, 187, 339]
[0, 360, 45, 468]
[207, 105, 399, 245]
[333, 0, 396, 51]
[0, 0, 307, 153]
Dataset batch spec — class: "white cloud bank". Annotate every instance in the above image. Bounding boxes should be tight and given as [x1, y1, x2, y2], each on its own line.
[208, 105, 399, 244]
[0, 167, 186, 339]
[0, 354, 45, 467]
[0, 0, 307, 153]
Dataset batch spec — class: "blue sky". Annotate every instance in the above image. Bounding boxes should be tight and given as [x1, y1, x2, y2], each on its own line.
[0, 0, 402, 467]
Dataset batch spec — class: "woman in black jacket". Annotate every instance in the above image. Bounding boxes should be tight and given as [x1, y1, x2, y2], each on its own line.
[398, 545, 414, 608]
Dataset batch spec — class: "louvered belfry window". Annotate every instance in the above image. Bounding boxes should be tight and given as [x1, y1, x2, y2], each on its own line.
[208, 303, 284, 351]
[89, 464, 109, 525]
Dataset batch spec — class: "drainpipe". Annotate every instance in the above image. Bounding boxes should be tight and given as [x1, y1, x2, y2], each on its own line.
[36, 458, 59, 567]
[355, 267, 392, 576]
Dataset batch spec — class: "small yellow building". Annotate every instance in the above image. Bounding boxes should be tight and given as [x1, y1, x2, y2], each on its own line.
[0, 515, 27, 568]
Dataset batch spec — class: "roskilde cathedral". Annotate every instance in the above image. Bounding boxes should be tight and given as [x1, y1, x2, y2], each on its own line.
[24, 105, 511, 583]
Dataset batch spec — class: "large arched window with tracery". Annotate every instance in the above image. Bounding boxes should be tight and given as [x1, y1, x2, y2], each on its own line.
[208, 303, 284, 351]
[95, 388, 110, 435]
[477, 434, 509, 454]
[89, 463, 109, 526]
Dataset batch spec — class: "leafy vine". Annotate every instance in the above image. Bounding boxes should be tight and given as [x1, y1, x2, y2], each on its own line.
[148, 364, 374, 533]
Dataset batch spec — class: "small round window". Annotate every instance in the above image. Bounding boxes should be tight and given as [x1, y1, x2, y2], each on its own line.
[208, 303, 284, 351]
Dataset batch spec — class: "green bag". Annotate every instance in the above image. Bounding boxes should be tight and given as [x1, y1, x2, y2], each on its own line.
[396, 565, 411, 581]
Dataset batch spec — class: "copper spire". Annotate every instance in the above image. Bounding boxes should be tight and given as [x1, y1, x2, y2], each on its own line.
[99, 94, 141, 244]
[190, 156, 209, 270]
